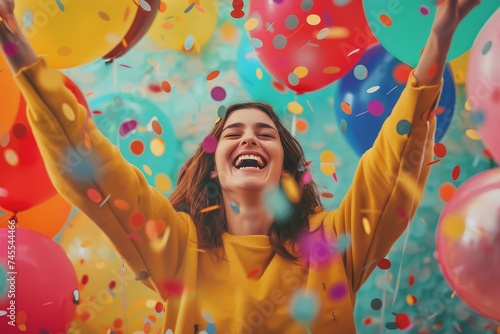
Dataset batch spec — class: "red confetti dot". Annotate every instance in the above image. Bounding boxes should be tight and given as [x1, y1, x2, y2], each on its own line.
[363, 316, 373, 325]
[12, 123, 28, 140]
[109, 280, 116, 289]
[155, 301, 164, 313]
[129, 211, 145, 229]
[161, 81, 172, 93]
[433, 143, 447, 158]
[320, 192, 334, 198]
[271, 80, 286, 92]
[439, 183, 455, 202]
[206, 70, 220, 81]
[395, 313, 411, 330]
[162, 280, 184, 297]
[159, 1, 167, 12]
[87, 188, 103, 203]
[130, 140, 145, 155]
[81, 310, 91, 322]
[231, 9, 245, 18]
[393, 63, 412, 84]
[247, 268, 261, 278]
[378, 258, 391, 270]
[82, 275, 89, 285]
[113, 318, 123, 329]
[92, 110, 102, 115]
[451, 165, 460, 181]
[483, 149, 493, 159]
[148, 83, 162, 93]
[408, 274, 415, 286]
[151, 120, 163, 135]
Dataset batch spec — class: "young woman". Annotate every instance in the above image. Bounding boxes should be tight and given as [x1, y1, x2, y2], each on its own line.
[0, 0, 480, 332]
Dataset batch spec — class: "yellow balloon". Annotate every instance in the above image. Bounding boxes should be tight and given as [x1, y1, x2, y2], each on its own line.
[60, 212, 164, 333]
[14, 0, 138, 68]
[449, 51, 470, 85]
[147, 0, 218, 52]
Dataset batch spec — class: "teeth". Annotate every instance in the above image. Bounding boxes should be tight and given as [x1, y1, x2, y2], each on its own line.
[235, 154, 265, 168]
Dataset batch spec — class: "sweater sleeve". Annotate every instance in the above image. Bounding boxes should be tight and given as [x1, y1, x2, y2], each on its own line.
[15, 58, 194, 299]
[324, 71, 442, 292]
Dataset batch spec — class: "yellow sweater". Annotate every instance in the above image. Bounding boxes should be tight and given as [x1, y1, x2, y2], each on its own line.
[16, 58, 441, 334]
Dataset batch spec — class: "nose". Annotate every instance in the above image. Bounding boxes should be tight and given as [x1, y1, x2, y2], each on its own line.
[240, 132, 258, 146]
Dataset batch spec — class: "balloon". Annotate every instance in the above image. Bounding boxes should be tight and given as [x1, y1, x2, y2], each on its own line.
[104, 0, 161, 60]
[362, 0, 500, 67]
[89, 94, 178, 193]
[236, 32, 336, 119]
[0, 195, 71, 238]
[60, 213, 163, 332]
[449, 51, 470, 85]
[466, 9, 500, 164]
[147, 0, 218, 52]
[436, 168, 500, 322]
[334, 44, 456, 156]
[14, 0, 138, 68]
[0, 228, 77, 333]
[0, 74, 90, 212]
[0, 53, 21, 136]
[247, 0, 376, 93]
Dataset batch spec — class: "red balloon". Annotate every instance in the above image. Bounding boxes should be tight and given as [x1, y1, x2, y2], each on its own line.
[104, 0, 161, 60]
[0, 228, 77, 333]
[0, 75, 89, 212]
[248, 0, 375, 93]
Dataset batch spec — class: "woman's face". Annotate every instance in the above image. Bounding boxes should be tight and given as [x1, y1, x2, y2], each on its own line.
[211, 108, 284, 193]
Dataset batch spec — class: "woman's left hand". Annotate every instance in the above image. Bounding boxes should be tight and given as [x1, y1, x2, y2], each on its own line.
[432, 0, 482, 37]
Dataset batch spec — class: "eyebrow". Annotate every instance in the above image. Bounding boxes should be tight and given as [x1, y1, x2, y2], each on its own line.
[222, 122, 278, 133]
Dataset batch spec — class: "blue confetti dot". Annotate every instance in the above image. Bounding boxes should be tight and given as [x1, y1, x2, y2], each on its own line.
[289, 289, 319, 323]
[482, 41, 492, 55]
[22, 11, 33, 29]
[230, 202, 240, 214]
[470, 110, 485, 126]
[206, 323, 216, 334]
[55, 0, 65, 11]
[396, 120, 411, 135]
[385, 322, 398, 330]
[184, 35, 195, 51]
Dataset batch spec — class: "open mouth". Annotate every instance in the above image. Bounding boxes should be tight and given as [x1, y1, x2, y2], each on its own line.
[233, 154, 268, 170]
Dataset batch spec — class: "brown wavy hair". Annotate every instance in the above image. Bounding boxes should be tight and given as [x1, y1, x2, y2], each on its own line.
[169, 102, 322, 261]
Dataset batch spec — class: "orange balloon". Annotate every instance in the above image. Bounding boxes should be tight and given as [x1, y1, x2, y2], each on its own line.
[0, 194, 71, 238]
[0, 53, 21, 135]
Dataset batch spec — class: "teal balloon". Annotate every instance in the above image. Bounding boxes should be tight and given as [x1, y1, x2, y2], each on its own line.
[362, 0, 500, 66]
[236, 32, 336, 120]
[89, 94, 178, 191]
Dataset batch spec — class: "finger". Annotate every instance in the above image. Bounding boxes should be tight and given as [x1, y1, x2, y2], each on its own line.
[458, 0, 481, 18]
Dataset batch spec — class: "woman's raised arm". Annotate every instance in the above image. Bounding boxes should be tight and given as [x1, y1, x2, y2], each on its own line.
[0, 0, 195, 300]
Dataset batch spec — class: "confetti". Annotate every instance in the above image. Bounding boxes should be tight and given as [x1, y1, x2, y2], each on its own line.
[433, 143, 447, 158]
[200, 205, 220, 213]
[362, 217, 371, 235]
[377, 258, 391, 270]
[206, 70, 220, 81]
[441, 214, 465, 240]
[202, 135, 218, 153]
[451, 165, 460, 181]
[439, 183, 455, 202]
[371, 298, 382, 310]
[230, 202, 240, 214]
[395, 313, 411, 330]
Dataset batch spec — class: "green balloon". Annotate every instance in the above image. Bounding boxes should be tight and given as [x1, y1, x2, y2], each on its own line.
[362, 0, 500, 66]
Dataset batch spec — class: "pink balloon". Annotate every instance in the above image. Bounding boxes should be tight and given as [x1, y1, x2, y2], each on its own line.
[436, 168, 500, 322]
[466, 9, 500, 163]
[0, 228, 77, 333]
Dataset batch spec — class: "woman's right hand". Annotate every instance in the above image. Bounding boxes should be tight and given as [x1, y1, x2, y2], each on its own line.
[0, 0, 14, 20]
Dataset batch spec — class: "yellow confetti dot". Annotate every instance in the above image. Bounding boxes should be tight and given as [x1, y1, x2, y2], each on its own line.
[150, 138, 165, 156]
[143, 164, 153, 176]
[293, 66, 309, 79]
[4, 149, 18, 167]
[362, 217, 372, 235]
[287, 101, 304, 115]
[220, 22, 237, 41]
[244, 18, 259, 31]
[256, 68, 263, 80]
[320, 150, 335, 162]
[441, 214, 465, 240]
[306, 14, 321, 25]
[62, 103, 75, 121]
[281, 173, 301, 203]
[327, 27, 350, 39]
[323, 66, 341, 74]
[320, 162, 336, 175]
[155, 173, 172, 193]
[464, 100, 472, 111]
[465, 129, 481, 140]
[37, 68, 62, 91]
[406, 294, 418, 305]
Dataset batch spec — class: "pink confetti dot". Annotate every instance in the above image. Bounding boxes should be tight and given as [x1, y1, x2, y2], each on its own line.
[87, 188, 102, 203]
[329, 282, 348, 300]
[203, 135, 218, 153]
[3, 42, 19, 56]
[211, 86, 226, 101]
[367, 100, 384, 116]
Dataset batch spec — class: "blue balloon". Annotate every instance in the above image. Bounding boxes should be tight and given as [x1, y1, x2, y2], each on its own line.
[334, 44, 456, 156]
[89, 94, 178, 192]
